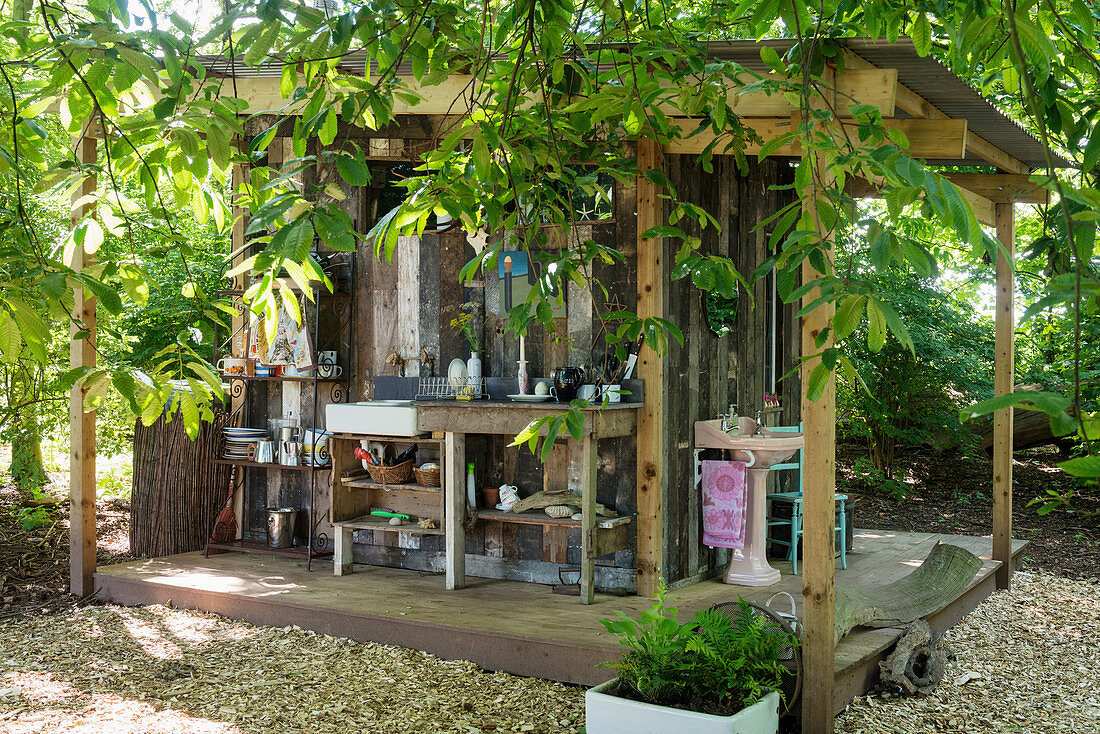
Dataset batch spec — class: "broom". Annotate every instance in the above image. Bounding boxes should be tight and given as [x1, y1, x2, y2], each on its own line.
[207, 413, 239, 552]
[209, 474, 238, 544]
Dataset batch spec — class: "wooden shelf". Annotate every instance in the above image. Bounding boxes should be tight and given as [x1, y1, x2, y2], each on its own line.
[476, 510, 633, 529]
[214, 459, 330, 471]
[343, 478, 441, 493]
[333, 515, 444, 535]
[221, 373, 348, 383]
[206, 538, 333, 559]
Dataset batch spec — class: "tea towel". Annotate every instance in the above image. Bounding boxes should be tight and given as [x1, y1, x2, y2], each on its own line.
[701, 460, 748, 549]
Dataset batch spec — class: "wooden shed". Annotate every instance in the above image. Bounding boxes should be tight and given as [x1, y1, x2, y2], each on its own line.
[77, 38, 1062, 733]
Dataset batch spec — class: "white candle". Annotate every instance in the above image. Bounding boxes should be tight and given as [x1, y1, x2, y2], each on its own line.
[519, 333, 525, 361]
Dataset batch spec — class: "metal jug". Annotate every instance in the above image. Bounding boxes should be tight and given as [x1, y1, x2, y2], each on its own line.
[249, 439, 276, 464]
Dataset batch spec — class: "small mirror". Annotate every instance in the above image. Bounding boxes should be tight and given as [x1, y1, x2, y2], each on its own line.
[705, 291, 738, 336]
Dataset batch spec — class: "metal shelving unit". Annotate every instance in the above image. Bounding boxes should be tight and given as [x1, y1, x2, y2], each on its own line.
[205, 252, 355, 569]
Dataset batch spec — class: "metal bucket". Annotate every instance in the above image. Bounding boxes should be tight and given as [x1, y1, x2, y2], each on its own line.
[265, 507, 299, 548]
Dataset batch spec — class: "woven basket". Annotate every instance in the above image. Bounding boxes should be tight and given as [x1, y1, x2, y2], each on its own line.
[366, 459, 413, 486]
[413, 465, 441, 487]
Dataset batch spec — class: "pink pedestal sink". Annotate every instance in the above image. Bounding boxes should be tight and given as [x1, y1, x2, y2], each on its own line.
[694, 419, 803, 586]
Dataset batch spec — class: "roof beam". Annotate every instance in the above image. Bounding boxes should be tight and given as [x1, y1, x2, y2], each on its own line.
[942, 173, 1050, 204]
[848, 174, 996, 226]
[668, 116, 968, 160]
[213, 68, 898, 119]
[841, 50, 1030, 174]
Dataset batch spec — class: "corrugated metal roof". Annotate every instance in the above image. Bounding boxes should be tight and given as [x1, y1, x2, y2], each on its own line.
[197, 38, 1069, 169]
[691, 38, 1068, 169]
[839, 38, 1068, 169]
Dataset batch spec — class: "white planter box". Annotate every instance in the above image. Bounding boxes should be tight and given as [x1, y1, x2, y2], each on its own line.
[585, 680, 779, 734]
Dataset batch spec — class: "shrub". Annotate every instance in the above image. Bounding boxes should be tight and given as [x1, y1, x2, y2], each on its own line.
[599, 583, 797, 716]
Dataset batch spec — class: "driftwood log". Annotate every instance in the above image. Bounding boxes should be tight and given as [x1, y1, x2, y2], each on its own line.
[977, 407, 1075, 454]
[879, 620, 955, 696]
[509, 489, 618, 517]
[835, 543, 982, 643]
[131, 410, 232, 558]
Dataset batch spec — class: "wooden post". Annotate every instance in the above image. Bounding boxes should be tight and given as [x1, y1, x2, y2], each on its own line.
[69, 133, 98, 597]
[635, 137, 665, 596]
[993, 201, 1015, 589]
[579, 432, 598, 604]
[800, 156, 837, 733]
[444, 430, 466, 589]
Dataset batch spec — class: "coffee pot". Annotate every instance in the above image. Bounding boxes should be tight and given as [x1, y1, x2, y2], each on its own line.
[280, 441, 302, 466]
[552, 366, 586, 402]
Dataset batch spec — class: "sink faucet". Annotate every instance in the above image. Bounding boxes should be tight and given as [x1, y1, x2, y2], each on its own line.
[754, 409, 765, 434]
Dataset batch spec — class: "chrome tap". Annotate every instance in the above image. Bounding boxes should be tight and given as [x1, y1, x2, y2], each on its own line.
[754, 409, 765, 434]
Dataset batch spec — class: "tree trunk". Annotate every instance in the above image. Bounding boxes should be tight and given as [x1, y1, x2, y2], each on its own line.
[10, 420, 46, 491]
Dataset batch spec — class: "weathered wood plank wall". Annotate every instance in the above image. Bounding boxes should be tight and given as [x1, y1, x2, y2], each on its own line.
[662, 154, 799, 585]
[232, 118, 796, 589]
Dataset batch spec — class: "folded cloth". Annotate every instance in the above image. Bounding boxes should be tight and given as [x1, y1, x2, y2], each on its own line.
[701, 460, 748, 549]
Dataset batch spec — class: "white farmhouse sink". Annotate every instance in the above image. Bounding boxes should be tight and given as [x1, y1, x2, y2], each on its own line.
[325, 400, 419, 436]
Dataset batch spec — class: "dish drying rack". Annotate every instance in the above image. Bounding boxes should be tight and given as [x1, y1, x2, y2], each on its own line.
[416, 376, 487, 400]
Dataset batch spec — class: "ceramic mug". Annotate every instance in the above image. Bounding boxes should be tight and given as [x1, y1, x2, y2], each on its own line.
[303, 444, 330, 466]
[497, 484, 520, 511]
[577, 384, 597, 401]
[317, 363, 343, 378]
[599, 383, 622, 404]
[216, 357, 252, 376]
[254, 364, 275, 377]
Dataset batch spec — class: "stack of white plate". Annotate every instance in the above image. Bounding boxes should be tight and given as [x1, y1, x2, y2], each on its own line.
[223, 427, 268, 460]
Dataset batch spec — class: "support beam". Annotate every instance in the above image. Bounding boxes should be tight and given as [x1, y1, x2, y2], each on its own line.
[841, 50, 1029, 174]
[993, 202, 1015, 590]
[942, 173, 1050, 205]
[668, 117, 968, 160]
[635, 137, 665, 597]
[801, 152, 837, 734]
[847, 174, 997, 227]
[216, 69, 898, 119]
[69, 133, 98, 597]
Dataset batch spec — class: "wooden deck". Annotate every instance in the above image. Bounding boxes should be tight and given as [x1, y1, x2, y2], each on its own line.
[96, 529, 1027, 714]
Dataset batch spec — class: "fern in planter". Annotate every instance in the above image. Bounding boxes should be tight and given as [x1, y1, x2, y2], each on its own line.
[599, 584, 798, 716]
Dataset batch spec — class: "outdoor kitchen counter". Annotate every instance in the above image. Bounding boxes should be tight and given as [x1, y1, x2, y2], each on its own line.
[415, 400, 641, 603]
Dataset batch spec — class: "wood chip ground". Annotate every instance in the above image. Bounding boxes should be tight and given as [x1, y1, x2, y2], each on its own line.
[0, 604, 584, 733]
[0, 572, 1094, 733]
[836, 572, 1100, 733]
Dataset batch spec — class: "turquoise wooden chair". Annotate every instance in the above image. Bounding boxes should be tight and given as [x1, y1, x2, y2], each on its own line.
[765, 423, 847, 574]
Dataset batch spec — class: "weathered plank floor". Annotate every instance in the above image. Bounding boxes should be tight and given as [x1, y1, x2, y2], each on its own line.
[96, 529, 1027, 714]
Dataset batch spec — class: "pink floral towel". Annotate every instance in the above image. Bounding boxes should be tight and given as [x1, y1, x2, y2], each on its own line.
[702, 460, 748, 549]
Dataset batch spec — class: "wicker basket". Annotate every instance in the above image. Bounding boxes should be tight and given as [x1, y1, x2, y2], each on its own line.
[413, 465, 442, 487]
[366, 459, 413, 486]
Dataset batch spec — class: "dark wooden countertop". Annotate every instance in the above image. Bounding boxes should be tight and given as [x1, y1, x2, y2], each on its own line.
[414, 399, 642, 411]
[414, 399, 640, 437]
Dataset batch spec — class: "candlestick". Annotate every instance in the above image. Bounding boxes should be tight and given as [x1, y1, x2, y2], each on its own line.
[517, 360, 528, 395]
[519, 333, 525, 362]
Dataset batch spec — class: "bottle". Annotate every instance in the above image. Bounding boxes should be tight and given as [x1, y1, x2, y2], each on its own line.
[465, 350, 482, 399]
[466, 351, 482, 381]
[466, 461, 476, 507]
